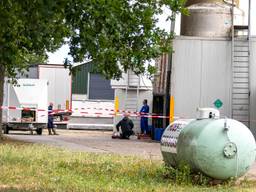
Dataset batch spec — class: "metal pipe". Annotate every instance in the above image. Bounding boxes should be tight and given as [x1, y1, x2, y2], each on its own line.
[164, 12, 176, 128]
[248, 0, 251, 128]
[231, 0, 234, 118]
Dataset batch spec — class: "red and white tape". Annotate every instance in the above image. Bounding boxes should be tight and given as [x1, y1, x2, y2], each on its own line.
[0, 105, 176, 119]
[0, 106, 162, 116]
[1, 105, 254, 123]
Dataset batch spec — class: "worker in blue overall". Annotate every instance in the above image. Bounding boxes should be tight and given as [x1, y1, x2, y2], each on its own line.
[48, 102, 57, 135]
[140, 99, 149, 135]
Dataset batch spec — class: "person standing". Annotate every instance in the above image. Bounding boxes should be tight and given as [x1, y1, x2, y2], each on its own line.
[48, 102, 57, 135]
[140, 99, 149, 135]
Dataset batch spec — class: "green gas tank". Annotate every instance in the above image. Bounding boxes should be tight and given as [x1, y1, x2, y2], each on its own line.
[161, 108, 256, 180]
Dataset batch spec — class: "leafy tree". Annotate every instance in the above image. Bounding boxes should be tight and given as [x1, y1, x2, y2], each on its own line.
[65, 0, 188, 78]
[0, 0, 186, 137]
[0, 0, 70, 137]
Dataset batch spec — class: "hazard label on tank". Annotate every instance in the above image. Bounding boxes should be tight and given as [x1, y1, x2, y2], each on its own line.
[161, 120, 193, 154]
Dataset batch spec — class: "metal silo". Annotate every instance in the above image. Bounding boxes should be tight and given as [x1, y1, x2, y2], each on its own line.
[185, 0, 239, 7]
[181, 0, 244, 37]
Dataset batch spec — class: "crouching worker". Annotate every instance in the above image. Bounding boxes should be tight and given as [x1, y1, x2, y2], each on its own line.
[115, 114, 134, 139]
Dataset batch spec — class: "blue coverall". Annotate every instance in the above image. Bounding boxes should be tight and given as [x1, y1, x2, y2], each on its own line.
[140, 104, 149, 134]
[48, 105, 54, 129]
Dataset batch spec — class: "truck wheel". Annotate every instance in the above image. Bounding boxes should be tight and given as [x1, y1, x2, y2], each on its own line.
[3, 126, 9, 134]
[36, 128, 43, 135]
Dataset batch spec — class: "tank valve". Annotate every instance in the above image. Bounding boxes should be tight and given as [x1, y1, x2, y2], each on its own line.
[224, 117, 229, 131]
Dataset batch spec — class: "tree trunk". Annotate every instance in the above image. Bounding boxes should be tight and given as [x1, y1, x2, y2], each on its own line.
[0, 65, 5, 139]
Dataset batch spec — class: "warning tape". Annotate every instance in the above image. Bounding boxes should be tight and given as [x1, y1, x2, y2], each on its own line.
[0, 106, 168, 117]
[1, 105, 177, 119]
[0, 106, 70, 116]
[4, 105, 253, 122]
[75, 110, 180, 119]
[72, 107, 162, 116]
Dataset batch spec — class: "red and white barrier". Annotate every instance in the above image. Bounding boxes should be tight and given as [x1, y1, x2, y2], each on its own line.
[2, 105, 253, 123]
[0, 105, 177, 119]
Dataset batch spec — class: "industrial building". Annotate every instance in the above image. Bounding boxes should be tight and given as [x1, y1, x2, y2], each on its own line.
[153, 0, 256, 136]
[69, 61, 115, 130]
[21, 62, 152, 132]
[72, 61, 114, 101]
[20, 63, 115, 130]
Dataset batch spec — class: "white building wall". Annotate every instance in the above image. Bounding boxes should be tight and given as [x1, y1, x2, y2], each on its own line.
[171, 36, 256, 136]
[38, 65, 72, 110]
[250, 38, 256, 136]
[171, 37, 231, 119]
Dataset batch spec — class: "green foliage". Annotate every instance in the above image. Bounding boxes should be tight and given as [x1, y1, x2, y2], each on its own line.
[65, 0, 180, 79]
[161, 0, 189, 19]
[159, 163, 210, 185]
[0, 0, 69, 77]
[0, 0, 187, 79]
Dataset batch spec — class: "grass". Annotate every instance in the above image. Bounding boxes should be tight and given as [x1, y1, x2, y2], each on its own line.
[0, 138, 255, 192]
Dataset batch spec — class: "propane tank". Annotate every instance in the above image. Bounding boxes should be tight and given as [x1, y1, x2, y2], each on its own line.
[161, 108, 256, 180]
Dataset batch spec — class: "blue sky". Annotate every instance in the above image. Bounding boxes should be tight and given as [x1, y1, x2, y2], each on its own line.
[47, 2, 255, 64]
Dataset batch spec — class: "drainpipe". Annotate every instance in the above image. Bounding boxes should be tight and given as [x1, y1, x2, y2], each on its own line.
[164, 12, 176, 128]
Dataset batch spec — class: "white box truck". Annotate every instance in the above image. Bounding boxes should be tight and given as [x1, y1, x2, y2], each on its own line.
[37, 65, 71, 111]
[2, 79, 48, 134]
[21, 64, 72, 128]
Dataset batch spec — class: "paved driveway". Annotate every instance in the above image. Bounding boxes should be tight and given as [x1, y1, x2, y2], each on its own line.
[6, 129, 256, 180]
[7, 129, 162, 160]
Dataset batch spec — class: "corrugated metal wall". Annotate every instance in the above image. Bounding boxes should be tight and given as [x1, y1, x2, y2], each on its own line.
[249, 38, 256, 136]
[154, 37, 256, 136]
[72, 63, 93, 94]
[89, 74, 114, 100]
[153, 54, 168, 95]
[72, 62, 114, 100]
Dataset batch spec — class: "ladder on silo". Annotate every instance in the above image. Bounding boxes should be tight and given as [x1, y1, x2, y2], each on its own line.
[124, 70, 140, 112]
[231, 0, 251, 127]
[231, 27, 250, 126]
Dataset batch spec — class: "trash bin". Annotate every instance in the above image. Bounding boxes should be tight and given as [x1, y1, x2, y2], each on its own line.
[154, 128, 165, 141]
[148, 125, 153, 136]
